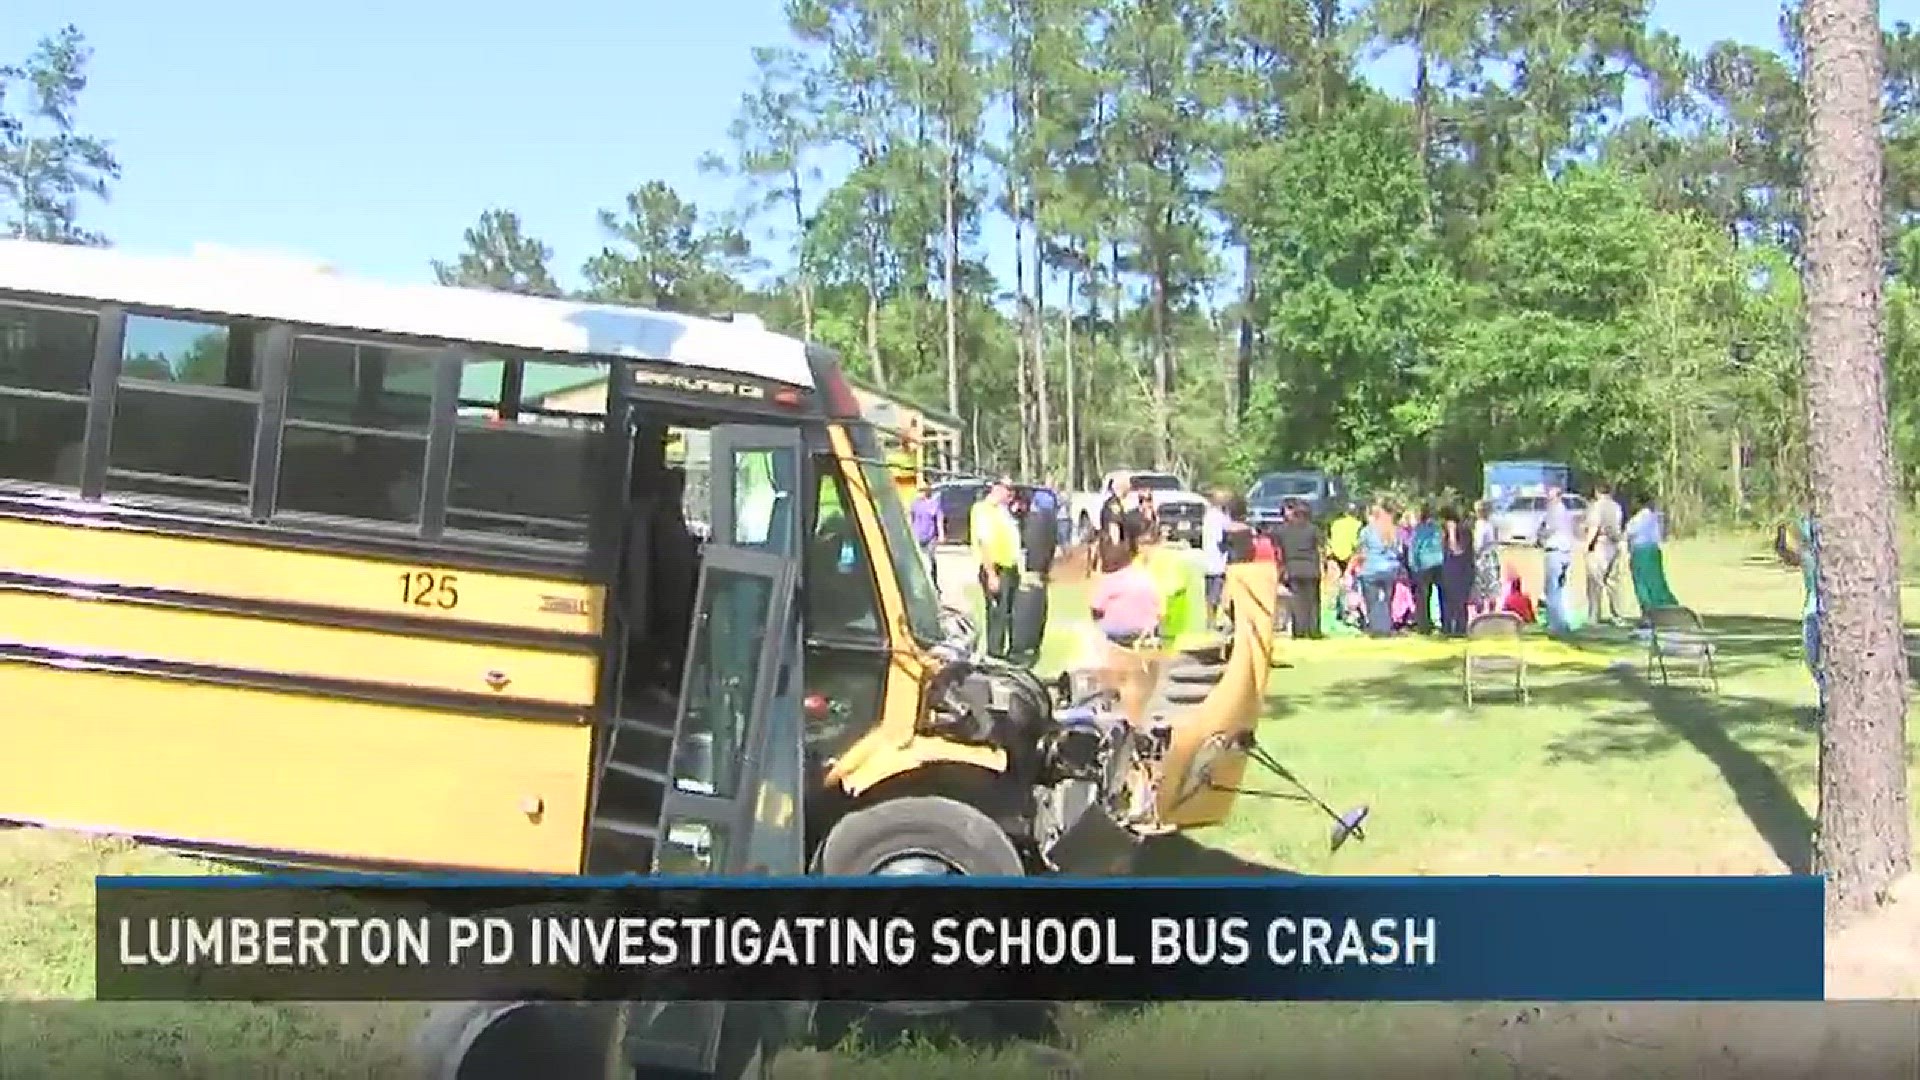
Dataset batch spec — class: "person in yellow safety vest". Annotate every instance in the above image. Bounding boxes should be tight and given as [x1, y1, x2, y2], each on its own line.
[970, 479, 1023, 659]
[1323, 500, 1363, 609]
[1137, 521, 1185, 601]
[1325, 502, 1362, 576]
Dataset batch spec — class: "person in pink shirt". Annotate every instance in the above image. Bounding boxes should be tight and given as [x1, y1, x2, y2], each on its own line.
[1088, 538, 1164, 733]
[1089, 539, 1163, 646]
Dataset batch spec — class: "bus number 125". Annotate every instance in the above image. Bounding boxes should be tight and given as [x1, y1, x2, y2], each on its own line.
[400, 570, 460, 610]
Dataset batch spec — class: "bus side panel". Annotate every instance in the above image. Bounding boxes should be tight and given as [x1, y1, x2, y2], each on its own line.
[0, 517, 604, 636]
[0, 663, 591, 873]
[0, 590, 599, 707]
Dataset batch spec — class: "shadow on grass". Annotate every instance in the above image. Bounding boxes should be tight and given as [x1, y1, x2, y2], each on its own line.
[1132, 833, 1296, 878]
[1557, 668, 1816, 873]
[1320, 655, 1817, 874]
[1614, 608, 1920, 686]
[1665, 613, 1828, 685]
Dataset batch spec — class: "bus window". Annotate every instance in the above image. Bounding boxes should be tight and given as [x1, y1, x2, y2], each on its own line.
[806, 465, 882, 637]
[730, 447, 797, 555]
[446, 356, 610, 546]
[275, 336, 435, 525]
[108, 314, 261, 508]
[0, 301, 95, 489]
[664, 426, 712, 539]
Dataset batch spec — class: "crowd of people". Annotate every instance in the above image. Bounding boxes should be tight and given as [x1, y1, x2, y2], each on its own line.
[912, 468, 1695, 668]
[1244, 480, 1681, 638]
[912, 465, 1829, 735]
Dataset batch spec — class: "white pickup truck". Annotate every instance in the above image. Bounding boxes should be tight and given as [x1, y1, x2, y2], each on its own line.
[1069, 469, 1210, 548]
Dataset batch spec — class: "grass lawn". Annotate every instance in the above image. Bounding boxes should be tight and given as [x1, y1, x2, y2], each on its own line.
[2, 532, 1918, 1076]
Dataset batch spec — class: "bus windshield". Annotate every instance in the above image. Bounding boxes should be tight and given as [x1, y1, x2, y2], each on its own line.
[849, 428, 946, 646]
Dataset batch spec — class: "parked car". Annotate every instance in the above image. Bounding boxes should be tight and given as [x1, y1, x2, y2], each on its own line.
[931, 479, 988, 544]
[1247, 470, 1349, 531]
[930, 478, 1063, 546]
[1491, 493, 1588, 545]
[1069, 469, 1208, 547]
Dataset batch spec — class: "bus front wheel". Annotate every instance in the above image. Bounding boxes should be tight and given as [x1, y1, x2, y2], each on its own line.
[411, 1001, 768, 1080]
[808, 796, 1056, 1049]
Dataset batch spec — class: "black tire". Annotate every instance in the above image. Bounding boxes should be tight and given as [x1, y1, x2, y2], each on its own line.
[412, 1002, 618, 1080]
[413, 1002, 768, 1080]
[817, 794, 1024, 877]
[1179, 642, 1230, 665]
[1162, 684, 1213, 706]
[811, 796, 1055, 1050]
[1167, 663, 1227, 685]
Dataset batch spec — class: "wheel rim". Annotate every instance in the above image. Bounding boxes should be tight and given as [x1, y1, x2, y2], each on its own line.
[871, 851, 968, 1015]
[873, 852, 963, 877]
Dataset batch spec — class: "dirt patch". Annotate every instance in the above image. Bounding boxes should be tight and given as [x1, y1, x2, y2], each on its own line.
[1827, 873, 1920, 999]
[1443, 1003, 1919, 1078]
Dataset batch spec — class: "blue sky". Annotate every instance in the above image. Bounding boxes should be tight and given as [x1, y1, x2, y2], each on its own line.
[6, 1, 1914, 294]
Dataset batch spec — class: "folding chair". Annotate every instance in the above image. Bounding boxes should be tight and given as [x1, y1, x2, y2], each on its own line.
[1645, 605, 1719, 693]
[1463, 611, 1529, 707]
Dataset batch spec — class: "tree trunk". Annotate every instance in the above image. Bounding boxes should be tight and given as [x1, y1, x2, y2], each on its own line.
[789, 170, 815, 341]
[1730, 430, 1745, 514]
[943, 146, 961, 419]
[1409, 49, 1447, 497]
[1412, 15, 1436, 231]
[1313, 0, 1337, 120]
[1150, 256, 1174, 471]
[859, 124, 887, 389]
[1064, 265, 1080, 491]
[1013, 183, 1033, 480]
[1029, 79, 1051, 483]
[1110, 240, 1125, 464]
[1218, 314, 1234, 419]
[1015, 320, 1032, 480]
[1802, 0, 1912, 926]
[1032, 230, 1051, 483]
[865, 286, 884, 389]
[1235, 245, 1254, 421]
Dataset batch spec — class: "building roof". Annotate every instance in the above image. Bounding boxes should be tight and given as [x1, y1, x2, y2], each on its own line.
[0, 239, 815, 386]
[847, 377, 963, 434]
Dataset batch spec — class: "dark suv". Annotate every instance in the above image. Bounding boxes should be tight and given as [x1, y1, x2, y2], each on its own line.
[931, 479, 1062, 545]
[1247, 470, 1348, 531]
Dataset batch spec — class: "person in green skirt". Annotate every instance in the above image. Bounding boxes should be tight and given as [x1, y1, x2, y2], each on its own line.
[1624, 491, 1680, 619]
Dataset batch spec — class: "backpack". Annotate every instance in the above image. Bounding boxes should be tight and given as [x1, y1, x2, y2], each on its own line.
[1410, 522, 1444, 571]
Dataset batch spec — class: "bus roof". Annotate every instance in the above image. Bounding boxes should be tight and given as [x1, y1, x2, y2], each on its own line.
[0, 239, 814, 387]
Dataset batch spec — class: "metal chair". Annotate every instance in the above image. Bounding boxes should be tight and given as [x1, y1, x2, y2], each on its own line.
[1463, 611, 1529, 707]
[1644, 605, 1719, 693]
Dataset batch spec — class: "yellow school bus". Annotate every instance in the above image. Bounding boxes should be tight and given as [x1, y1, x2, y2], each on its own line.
[0, 239, 1308, 1078]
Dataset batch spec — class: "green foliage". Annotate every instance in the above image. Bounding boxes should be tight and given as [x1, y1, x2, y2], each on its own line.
[1886, 226, 1920, 496]
[581, 182, 758, 314]
[406, 1, 1920, 527]
[1227, 97, 1461, 487]
[431, 209, 560, 296]
[0, 25, 119, 246]
[22, 7, 1920, 529]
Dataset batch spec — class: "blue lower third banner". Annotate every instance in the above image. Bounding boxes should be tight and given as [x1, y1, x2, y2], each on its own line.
[94, 876, 1823, 1002]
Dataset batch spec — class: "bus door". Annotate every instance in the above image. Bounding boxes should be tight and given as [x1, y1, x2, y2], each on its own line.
[619, 423, 809, 1075]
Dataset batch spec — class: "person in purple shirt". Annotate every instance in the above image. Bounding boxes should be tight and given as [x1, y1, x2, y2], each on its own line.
[909, 485, 942, 587]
